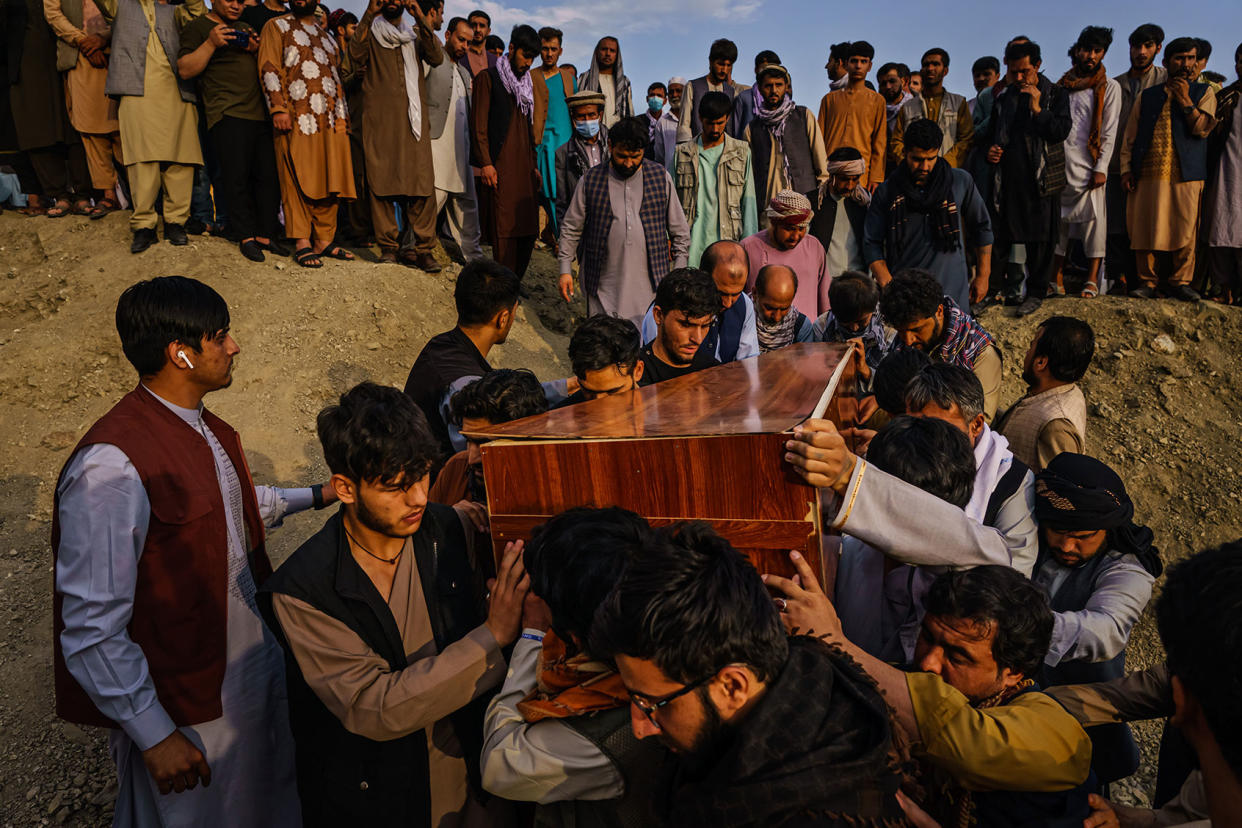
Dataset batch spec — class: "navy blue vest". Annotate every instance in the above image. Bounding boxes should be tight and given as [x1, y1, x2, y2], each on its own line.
[1130, 83, 1210, 183]
[700, 295, 746, 363]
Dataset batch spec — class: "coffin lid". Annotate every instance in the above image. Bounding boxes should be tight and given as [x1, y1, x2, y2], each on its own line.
[464, 341, 859, 441]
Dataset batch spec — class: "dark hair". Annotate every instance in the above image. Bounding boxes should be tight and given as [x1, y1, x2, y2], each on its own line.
[1034, 316, 1095, 383]
[507, 26, 536, 57]
[318, 382, 439, 485]
[698, 90, 733, 122]
[847, 40, 875, 60]
[754, 49, 781, 70]
[1164, 37, 1199, 63]
[1194, 38, 1211, 61]
[526, 507, 651, 646]
[754, 264, 798, 296]
[877, 61, 909, 80]
[905, 362, 985, 423]
[569, 314, 641, 378]
[700, 238, 748, 275]
[455, 259, 520, 326]
[449, 368, 547, 426]
[1004, 40, 1041, 65]
[827, 270, 878, 322]
[414, 0, 441, 13]
[867, 416, 975, 508]
[972, 56, 1000, 75]
[1156, 541, 1242, 775]
[909, 70, 922, 80]
[466, 8, 489, 23]
[922, 47, 950, 67]
[1128, 23, 1164, 48]
[880, 268, 944, 327]
[445, 15, 468, 35]
[828, 41, 851, 62]
[828, 146, 863, 163]
[873, 348, 932, 415]
[329, 10, 358, 33]
[538, 26, 562, 43]
[1236, 42, 1242, 62]
[609, 116, 649, 152]
[647, 81, 666, 95]
[756, 64, 789, 85]
[591, 521, 790, 683]
[654, 267, 721, 319]
[1074, 26, 1114, 53]
[904, 118, 944, 152]
[709, 38, 738, 63]
[924, 566, 1054, 679]
[486, 34, 506, 52]
[116, 276, 230, 375]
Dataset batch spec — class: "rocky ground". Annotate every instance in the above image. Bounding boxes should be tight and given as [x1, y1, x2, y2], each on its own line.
[1, 211, 1239, 825]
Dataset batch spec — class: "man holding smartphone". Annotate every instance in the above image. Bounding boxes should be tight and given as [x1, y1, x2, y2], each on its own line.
[179, 0, 286, 262]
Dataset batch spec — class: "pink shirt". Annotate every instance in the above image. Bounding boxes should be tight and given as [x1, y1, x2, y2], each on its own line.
[740, 230, 831, 318]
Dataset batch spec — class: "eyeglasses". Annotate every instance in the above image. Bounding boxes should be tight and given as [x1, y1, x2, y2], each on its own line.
[629, 674, 715, 724]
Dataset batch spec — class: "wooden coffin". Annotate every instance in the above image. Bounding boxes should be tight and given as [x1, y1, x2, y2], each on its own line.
[467, 341, 864, 585]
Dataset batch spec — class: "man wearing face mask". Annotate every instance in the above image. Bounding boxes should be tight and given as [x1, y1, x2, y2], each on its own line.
[471, 23, 548, 279]
[350, 0, 443, 271]
[558, 117, 690, 327]
[644, 82, 678, 168]
[553, 90, 608, 228]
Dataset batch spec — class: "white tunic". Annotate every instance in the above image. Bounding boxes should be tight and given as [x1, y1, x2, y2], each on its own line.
[1060, 80, 1121, 224]
[430, 64, 470, 195]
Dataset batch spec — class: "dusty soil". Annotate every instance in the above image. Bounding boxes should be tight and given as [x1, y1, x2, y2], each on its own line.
[1, 211, 1239, 825]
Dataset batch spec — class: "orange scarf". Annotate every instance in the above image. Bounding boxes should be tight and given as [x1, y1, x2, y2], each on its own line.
[515, 630, 630, 723]
[1058, 63, 1109, 162]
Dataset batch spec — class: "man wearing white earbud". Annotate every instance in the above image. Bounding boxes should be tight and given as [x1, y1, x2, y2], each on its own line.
[51, 276, 336, 826]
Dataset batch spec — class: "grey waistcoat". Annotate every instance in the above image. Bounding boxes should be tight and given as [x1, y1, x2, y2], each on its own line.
[424, 58, 471, 140]
[104, 0, 196, 102]
[53, 0, 84, 72]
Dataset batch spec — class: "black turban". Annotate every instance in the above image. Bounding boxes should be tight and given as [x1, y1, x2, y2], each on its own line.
[1035, 453, 1162, 576]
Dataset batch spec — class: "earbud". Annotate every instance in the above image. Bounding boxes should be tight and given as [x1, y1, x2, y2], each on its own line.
[177, 350, 195, 369]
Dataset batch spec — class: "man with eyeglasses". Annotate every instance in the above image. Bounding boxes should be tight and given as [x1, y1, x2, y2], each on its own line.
[590, 521, 906, 826]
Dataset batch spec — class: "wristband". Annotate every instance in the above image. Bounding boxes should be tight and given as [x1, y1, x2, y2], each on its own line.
[520, 632, 545, 644]
[311, 483, 325, 510]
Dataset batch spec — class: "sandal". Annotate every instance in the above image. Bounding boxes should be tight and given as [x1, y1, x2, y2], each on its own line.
[45, 200, 72, 218]
[318, 245, 354, 261]
[294, 247, 323, 268]
[17, 204, 46, 217]
[89, 197, 120, 220]
[1080, 281, 1099, 299]
[1046, 283, 1066, 297]
[70, 200, 92, 216]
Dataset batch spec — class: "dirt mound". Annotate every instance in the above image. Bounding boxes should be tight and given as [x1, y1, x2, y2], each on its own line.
[1, 211, 1238, 823]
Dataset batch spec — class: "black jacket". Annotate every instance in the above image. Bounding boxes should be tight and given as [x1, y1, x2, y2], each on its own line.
[403, 328, 492, 461]
[259, 506, 489, 828]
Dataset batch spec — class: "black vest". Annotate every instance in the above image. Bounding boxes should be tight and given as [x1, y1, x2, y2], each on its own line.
[688, 75, 739, 137]
[750, 105, 817, 195]
[259, 507, 489, 828]
[700, 294, 747, 363]
[534, 707, 670, 828]
[806, 189, 867, 260]
[1130, 83, 1210, 183]
[403, 328, 493, 460]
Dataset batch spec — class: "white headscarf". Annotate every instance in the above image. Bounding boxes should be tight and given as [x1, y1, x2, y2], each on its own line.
[370, 14, 423, 139]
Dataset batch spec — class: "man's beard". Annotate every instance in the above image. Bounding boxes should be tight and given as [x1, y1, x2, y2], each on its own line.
[1075, 59, 1098, 75]
[611, 160, 640, 179]
[290, 0, 315, 16]
[356, 495, 409, 538]
[1021, 366, 1037, 387]
[380, 4, 402, 20]
[675, 689, 736, 780]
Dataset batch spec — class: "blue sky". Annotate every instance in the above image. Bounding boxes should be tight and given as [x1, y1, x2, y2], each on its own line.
[337, 0, 1241, 99]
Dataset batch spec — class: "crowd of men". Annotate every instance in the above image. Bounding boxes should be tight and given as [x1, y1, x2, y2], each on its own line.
[4, 4, 1241, 307]
[33, 4, 1242, 828]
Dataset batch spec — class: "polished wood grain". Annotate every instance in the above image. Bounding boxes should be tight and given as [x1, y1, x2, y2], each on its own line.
[467, 341, 862, 440]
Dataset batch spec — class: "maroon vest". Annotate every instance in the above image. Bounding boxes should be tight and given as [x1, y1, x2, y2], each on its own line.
[51, 386, 270, 729]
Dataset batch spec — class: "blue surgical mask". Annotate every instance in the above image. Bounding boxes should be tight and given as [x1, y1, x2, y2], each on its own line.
[647, 96, 664, 114]
[574, 118, 601, 138]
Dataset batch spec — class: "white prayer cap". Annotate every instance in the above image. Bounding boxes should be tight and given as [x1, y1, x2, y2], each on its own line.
[667, 76, 687, 86]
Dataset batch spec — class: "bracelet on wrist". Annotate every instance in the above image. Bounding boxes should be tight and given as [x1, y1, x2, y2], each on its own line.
[311, 483, 325, 510]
